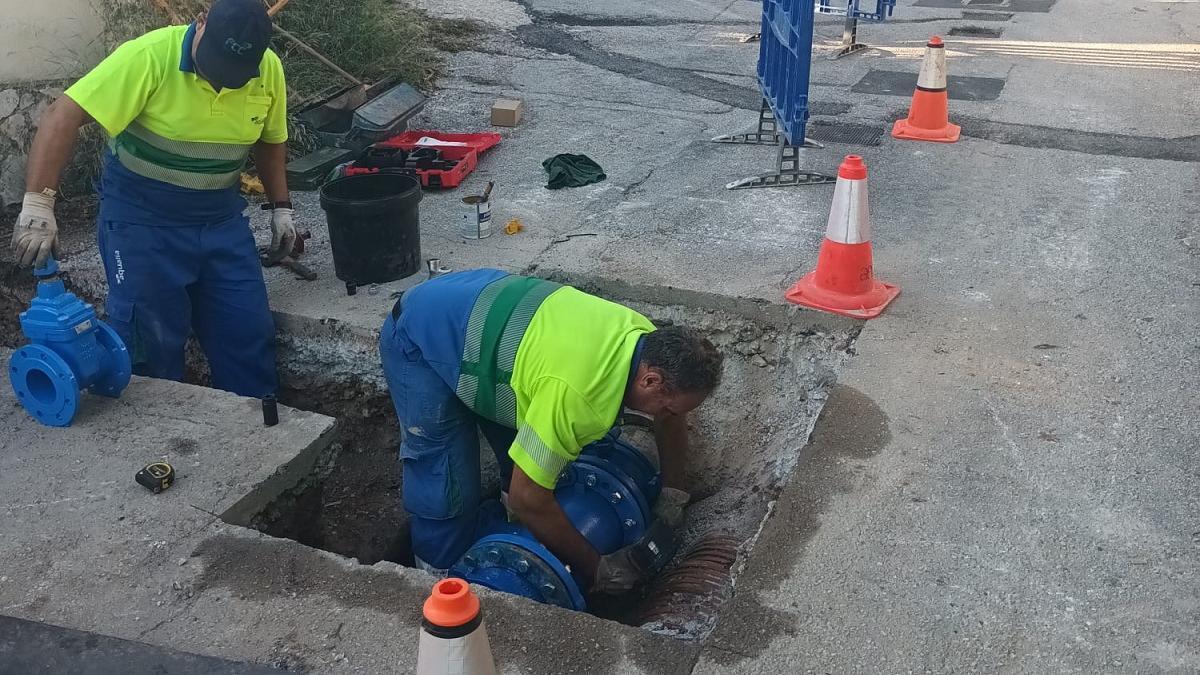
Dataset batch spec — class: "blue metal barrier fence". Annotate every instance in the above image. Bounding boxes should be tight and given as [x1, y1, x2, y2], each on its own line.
[712, 0, 899, 188]
[816, 0, 896, 22]
[757, 0, 818, 147]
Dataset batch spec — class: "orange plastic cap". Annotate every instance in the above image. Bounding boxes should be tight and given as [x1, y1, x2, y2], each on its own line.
[838, 155, 868, 180]
[928, 35, 943, 46]
[423, 578, 480, 627]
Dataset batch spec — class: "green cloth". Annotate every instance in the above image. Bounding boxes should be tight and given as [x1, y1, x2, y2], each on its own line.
[542, 153, 606, 189]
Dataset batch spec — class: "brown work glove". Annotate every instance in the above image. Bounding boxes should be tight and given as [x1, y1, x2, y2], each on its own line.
[590, 545, 649, 595]
[652, 487, 690, 530]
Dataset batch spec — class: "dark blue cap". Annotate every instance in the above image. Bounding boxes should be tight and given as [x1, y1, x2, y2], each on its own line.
[195, 0, 272, 90]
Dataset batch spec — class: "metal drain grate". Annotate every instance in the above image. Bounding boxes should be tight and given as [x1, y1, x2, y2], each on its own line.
[948, 25, 1004, 37]
[852, 69, 1007, 101]
[806, 122, 886, 147]
[915, 0, 1055, 11]
[962, 10, 1014, 20]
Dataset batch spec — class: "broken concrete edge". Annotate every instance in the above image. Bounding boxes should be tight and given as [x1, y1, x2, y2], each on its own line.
[695, 383, 886, 668]
[219, 420, 341, 527]
[533, 267, 863, 335]
[266, 266, 861, 423]
[194, 525, 702, 674]
[273, 266, 861, 343]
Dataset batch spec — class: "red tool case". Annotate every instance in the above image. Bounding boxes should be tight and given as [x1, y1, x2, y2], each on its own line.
[343, 130, 502, 189]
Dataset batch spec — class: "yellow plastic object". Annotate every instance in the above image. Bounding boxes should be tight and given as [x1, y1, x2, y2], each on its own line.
[241, 173, 265, 195]
[504, 219, 524, 235]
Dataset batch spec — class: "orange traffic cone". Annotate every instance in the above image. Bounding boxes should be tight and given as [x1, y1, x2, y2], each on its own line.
[785, 155, 899, 319]
[416, 579, 498, 675]
[892, 36, 960, 143]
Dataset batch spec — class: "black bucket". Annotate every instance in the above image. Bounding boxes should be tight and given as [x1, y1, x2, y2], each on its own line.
[319, 173, 423, 295]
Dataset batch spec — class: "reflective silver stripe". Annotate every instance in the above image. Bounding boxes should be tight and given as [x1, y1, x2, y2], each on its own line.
[112, 142, 242, 190]
[457, 275, 559, 428]
[917, 46, 948, 90]
[515, 424, 569, 480]
[824, 178, 870, 244]
[461, 277, 511, 365]
[494, 384, 517, 426]
[125, 121, 252, 161]
[457, 372, 479, 409]
[497, 284, 561, 374]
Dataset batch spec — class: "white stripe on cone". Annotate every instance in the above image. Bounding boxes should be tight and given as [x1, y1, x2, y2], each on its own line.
[825, 177, 870, 245]
[417, 624, 498, 675]
[916, 44, 948, 90]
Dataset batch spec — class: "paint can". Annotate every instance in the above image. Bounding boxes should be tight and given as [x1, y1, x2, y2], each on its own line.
[460, 195, 493, 239]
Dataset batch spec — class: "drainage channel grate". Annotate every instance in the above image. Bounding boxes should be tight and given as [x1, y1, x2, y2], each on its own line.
[948, 25, 1004, 37]
[852, 69, 1006, 102]
[915, 0, 1055, 11]
[962, 10, 1015, 21]
[807, 122, 886, 147]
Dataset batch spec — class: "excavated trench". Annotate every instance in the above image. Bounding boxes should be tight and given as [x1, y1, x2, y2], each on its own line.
[0, 262, 857, 641]
[253, 279, 859, 640]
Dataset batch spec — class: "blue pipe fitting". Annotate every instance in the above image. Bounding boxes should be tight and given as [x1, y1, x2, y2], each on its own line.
[557, 453, 649, 553]
[578, 426, 662, 506]
[452, 534, 588, 611]
[9, 259, 131, 427]
[448, 426, 662, 611]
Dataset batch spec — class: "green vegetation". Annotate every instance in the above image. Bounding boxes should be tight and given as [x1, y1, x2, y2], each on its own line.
[63, 0, 477, 195]
[95, 0, 476, 104]
[274, 0, 476, 103]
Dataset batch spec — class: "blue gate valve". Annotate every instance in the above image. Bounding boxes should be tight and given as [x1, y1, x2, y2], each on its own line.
[9, 258, 131, 427]
[449, 425, 667, 611]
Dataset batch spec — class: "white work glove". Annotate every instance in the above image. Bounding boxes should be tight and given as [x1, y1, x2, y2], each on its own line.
[266, 206, 297, 263]
[591, 545, 648, 595]
[652, 487, 690, 530]
[11, 192, 59, 267]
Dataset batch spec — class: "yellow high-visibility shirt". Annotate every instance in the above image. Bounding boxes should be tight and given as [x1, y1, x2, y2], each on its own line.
[65, 24, 286, 191]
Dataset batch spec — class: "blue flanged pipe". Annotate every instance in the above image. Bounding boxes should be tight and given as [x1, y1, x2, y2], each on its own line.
[449, 425, 661, 611]
[9, 258, 131, 427]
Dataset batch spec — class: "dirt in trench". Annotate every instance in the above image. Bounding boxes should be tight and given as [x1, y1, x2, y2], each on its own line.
[253, 421, 413, 566]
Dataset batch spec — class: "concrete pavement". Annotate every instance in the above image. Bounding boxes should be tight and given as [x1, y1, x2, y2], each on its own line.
[689, 1, 1200, 672]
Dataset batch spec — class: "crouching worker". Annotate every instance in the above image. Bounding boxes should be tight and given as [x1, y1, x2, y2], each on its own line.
[379, 269, 723, 594]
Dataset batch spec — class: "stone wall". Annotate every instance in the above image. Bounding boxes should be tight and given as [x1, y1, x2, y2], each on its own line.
[0, 85, 64, 208]
[1, 0, 109, 208]
[0, 0, 105, 83]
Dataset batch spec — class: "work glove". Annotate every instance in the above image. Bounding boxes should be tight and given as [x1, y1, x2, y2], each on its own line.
[265, 204, 298, 264]
[591, 544, 649, 595]
[11, 191, 59, 267]
[652, 487, 690, 530]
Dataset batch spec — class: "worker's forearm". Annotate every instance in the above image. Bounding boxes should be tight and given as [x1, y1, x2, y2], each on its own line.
[25, 97, 90, 193]
[520, 502, 600, 583]
[654, 412, 689, 491]
[253, 141, 290, 203]
[510, 468, 600, 581]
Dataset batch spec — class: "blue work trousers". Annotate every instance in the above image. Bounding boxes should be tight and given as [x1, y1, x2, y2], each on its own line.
[97, 214, 278, 398]
[380, 311, 515, 570]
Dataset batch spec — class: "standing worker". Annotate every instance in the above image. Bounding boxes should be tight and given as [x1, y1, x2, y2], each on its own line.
[9, 0, 295, 398]
[380, 269, 724, 594]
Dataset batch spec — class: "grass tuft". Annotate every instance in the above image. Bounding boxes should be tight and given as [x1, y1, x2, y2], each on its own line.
[68, 0, 478, 189]
[274, 0, 478, 99]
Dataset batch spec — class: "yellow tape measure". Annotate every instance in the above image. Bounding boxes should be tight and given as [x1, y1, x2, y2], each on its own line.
[135, 462, 175, 493]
